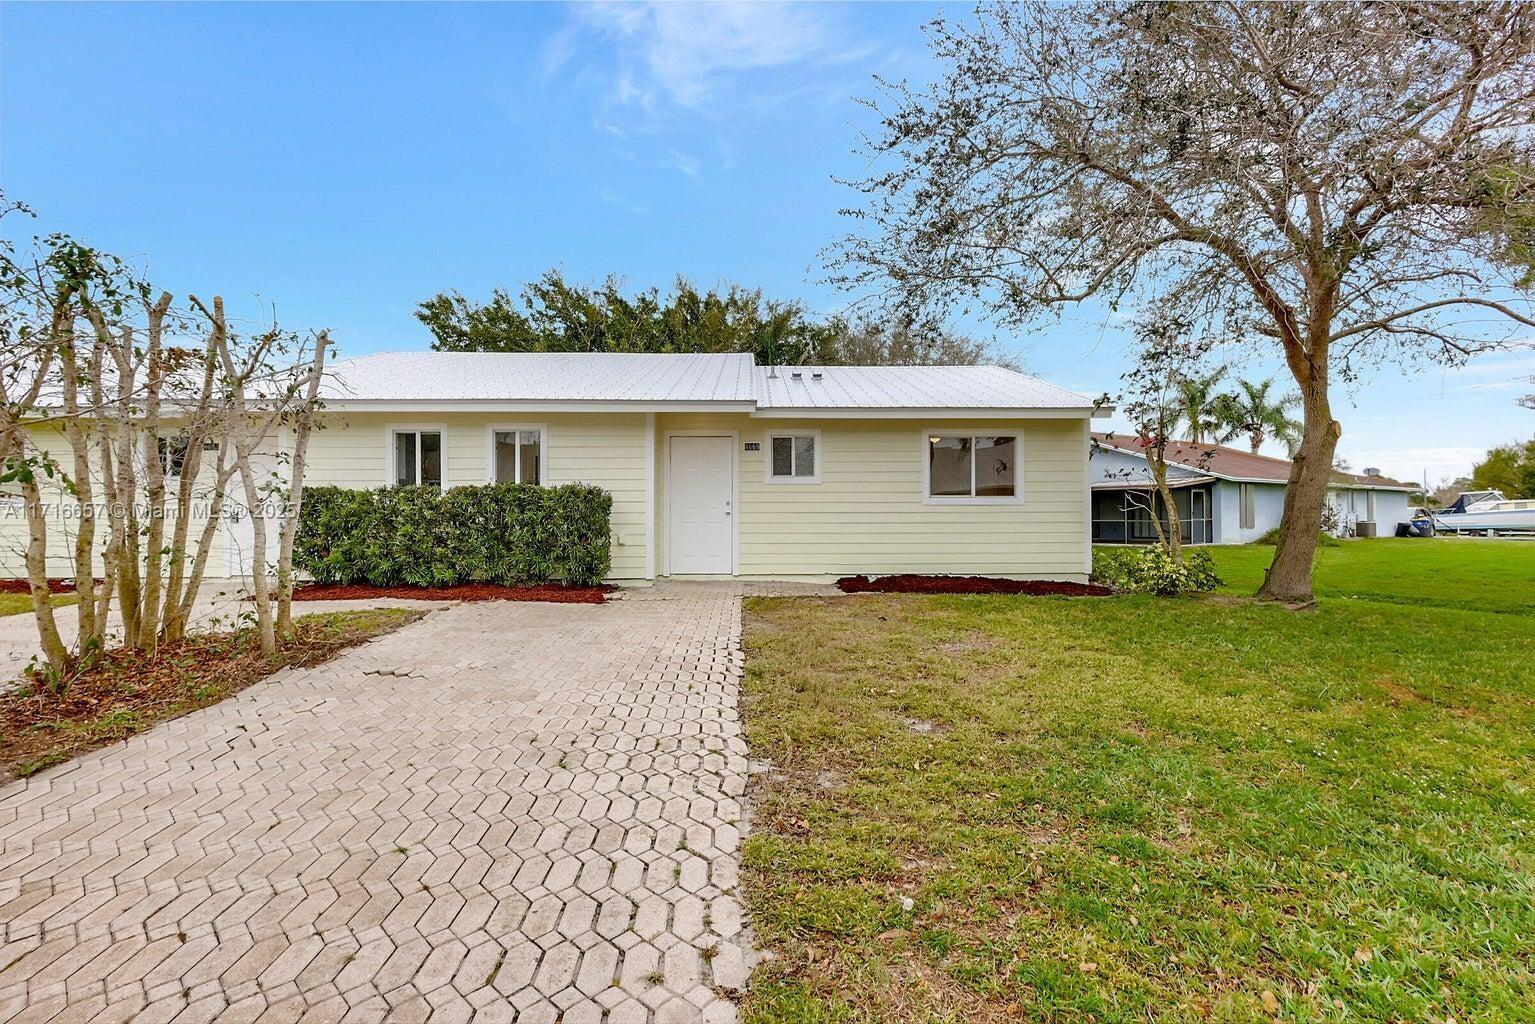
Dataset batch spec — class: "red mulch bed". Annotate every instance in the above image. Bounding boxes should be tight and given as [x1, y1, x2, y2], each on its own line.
[292, 582, 613, 604]
[836, 574, 1113, 597]
[0, 578, 83, 594]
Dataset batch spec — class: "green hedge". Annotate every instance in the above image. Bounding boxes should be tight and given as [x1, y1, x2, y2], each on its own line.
[295, 484, 612, 587]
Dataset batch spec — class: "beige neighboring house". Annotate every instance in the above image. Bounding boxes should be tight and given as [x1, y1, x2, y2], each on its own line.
[4, 352, 1102, 584]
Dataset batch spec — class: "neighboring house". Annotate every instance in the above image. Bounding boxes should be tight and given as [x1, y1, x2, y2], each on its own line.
[1089, 433, 1417, 545]
[2, 352, 1102, 584]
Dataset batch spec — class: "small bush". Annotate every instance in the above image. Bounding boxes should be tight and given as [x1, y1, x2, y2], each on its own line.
[296, 483, 612, 587]
[1091, 546, 1221, 596]
[1254, 527, 1340, 548]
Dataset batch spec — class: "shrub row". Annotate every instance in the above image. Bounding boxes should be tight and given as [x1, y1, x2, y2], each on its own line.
[295, 484, 612, 588]
[1090, 546, 1221, 596]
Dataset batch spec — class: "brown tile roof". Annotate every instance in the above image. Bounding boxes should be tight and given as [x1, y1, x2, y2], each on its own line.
[1091, 433, 1416, 489]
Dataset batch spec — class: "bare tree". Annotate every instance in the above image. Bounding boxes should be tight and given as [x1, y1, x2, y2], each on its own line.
[3, 198, 331, 678]
[829, 1, 1535, 602]
[0, 232, 70, 673]
[204, 302, 330, 658]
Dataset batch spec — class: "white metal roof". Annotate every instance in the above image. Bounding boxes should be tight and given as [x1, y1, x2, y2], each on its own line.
[753, 364, 1092, 411]
[323, 351, 757, 405]
[319, 351, 1094, 414]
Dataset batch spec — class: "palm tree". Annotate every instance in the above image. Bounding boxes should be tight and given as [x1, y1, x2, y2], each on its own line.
[1176, 367, 1228, 444]
[1218, 378, 1302, 455]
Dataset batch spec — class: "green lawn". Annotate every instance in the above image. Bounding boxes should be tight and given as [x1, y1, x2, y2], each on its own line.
[0, 592, 78, 617]
[740, 540, 1535, 1023]
[1208, 537, 1535, 615]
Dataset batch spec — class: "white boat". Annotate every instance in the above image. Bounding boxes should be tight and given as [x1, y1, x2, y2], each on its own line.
[1431, 491, 1535, 533]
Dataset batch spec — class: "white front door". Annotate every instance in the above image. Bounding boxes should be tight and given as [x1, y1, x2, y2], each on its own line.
[223, 451, 279, 580]
[668, 435, 734, 575]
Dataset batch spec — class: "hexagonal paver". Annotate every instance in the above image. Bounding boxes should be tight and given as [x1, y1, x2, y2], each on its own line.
[0, 581, 837, 1020]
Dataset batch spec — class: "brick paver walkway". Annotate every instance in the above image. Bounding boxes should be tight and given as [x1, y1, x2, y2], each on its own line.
[0, 582, 834, 1023]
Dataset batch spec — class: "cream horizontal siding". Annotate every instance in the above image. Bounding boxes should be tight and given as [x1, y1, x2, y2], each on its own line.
[657, 413, 1089, 581]
[302, 411, 651, 580]
[9, 409, 1091, 585]
[1, 424, 231, 579]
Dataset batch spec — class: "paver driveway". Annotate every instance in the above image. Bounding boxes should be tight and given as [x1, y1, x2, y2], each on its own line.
[0, 582, 830, 1023]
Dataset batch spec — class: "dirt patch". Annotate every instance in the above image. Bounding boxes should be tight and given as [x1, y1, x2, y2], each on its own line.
[1, 608, 424, 779]
[1376, 679, 1425, 705]
[936, 632, 998, 655]
[292, 582, 613, 604]
[837, 574, 1112, 597]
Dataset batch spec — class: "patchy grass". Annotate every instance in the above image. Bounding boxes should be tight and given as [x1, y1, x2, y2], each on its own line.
[741, 548, 1535, 1022]
[1206, 537, 1535, 615]
[0, 592, 78, 617]
[1, 607, 424, 778]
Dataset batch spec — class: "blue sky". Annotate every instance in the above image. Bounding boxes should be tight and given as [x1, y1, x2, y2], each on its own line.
[3, 1, 1531, 484]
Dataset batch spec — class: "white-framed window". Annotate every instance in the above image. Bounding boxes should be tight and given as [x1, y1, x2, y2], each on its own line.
[1367, 490, 1377, 521]
[1239, 483, 1256, 530]
[389, 427, 444, 487]
[488, 426, 546, 485]
[924, 432, 1021, 503]
[157, 436, 190, 480]
[764, 431, 820, 484]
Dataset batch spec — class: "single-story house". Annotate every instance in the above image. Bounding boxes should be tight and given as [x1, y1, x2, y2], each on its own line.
[288, 352, 1099, 582]
[1089, 432, 1417, 545]
[3, 352, 1103, 584]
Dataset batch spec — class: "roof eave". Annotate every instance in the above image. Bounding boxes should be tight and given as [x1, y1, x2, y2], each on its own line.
[317, 399, 758, 413]
[751, 405, 1098, 419]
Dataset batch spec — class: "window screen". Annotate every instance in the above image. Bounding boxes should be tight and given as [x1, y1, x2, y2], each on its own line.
[394, 430, 442, 487]
[973, 436, 1015, 496]
[767, 434, 817, 481]
[929, 435, 1017, 498]
[494, 429, 543, 485]
[928, 436, 972, 496]
[395, 432, 417, 487]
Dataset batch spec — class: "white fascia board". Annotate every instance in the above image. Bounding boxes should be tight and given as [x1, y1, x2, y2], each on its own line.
[750, 406, 1096, 419]
[1091, 475, 1220, 490]
[318, 400, 759, 414]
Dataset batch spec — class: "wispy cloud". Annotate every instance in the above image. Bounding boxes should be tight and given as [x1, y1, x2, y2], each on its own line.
[541, 1, 877, 175]
[564, 1, 847, 109]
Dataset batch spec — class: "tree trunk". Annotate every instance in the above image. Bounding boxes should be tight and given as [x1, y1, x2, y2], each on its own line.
[136, 294, 173, 654]
[167, 460, 237, 644]
[1149, 451, 1183, 563]
[1258, 370, 1339, 605]
[1250, 429, 1262, 455]
[275, 332, 329, 637]
[159, 342, 220, 645]
[20, 474, 70, 678]
[56, 338, 102, 665]
[108, 332, 143, 645]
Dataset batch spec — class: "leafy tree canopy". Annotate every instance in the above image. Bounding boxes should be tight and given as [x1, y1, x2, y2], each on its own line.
[1470, 438, 1535, 498]
[416, 270, 1011, 366]
[826, 0, 1535, 603]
